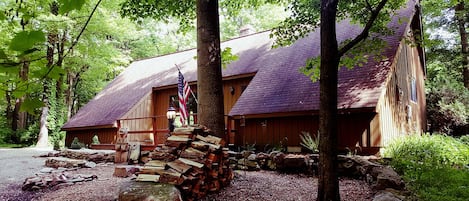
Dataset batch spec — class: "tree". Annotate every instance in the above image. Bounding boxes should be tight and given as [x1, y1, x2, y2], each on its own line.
[273, 0, 406, 200]
[195, 0, 225, 137]
[422, 0, 469, 135]
[423, 0, 468, 89]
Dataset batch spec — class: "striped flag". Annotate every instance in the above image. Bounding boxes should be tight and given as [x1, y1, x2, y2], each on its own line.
[178, 71, 191, 125]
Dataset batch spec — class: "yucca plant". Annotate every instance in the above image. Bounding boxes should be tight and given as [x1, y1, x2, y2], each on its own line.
[300, 131, 319, 153]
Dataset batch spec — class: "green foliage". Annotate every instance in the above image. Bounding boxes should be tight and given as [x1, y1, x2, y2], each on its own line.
[58, 0, 86, 14]
[221, 47, 239, 68]
[299, 131, 319, 153]
[385, 134, 469, 201]
[426, 56, 469, 135]
[9, 30, 45, 52]
[408, 167, 469, 201]
[459, 135, 469, 146]
[384, 134, 469, 174]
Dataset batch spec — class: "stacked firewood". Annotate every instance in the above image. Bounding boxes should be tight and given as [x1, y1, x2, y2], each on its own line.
[136, 126, 234, 200]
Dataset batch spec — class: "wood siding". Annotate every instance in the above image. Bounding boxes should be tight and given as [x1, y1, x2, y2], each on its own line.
[65, 128, 117, 147]
[235, 113, 375, 152]
[152, 77, 253, 144]
[376, 36, 426, 147]
[120, 92, 154, 144]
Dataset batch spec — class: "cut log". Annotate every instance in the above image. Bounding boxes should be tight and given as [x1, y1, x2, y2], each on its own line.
[178, 157, 205, 169]
[167, 160, 191, 174]
[196, 135, 225, 146]
[159, 170, 183, 185]
[191, 141, 220, 152]
[146, 160, 167, 167]
[136, 174, 160, 182]
[139, 166, 165, 175]
[128, 142, 140, 164]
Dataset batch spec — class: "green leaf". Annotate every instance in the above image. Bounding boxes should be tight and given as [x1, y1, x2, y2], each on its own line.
[47, 66, 66, 80]
[59, 0, 86, 14]
[0, 12, 6, 20]
[20, 97, 44, 114]
[9, 30, 46, 52]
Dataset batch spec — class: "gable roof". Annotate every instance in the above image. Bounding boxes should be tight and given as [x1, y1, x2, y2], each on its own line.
[63, 1, 419, 130]
[62, 31, 273, 130]
[229, 1, 418, 117]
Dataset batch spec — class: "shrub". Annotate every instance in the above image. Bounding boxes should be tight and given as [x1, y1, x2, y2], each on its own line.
[299, 131, 319, 153]
[384, 134, 469, 201]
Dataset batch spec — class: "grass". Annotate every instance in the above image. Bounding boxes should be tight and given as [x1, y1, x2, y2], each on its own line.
[0, 143, 30, 148]
[384, 134, 469, 201]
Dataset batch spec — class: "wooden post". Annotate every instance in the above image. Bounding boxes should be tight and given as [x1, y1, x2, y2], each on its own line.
[152, 116, 157, 145]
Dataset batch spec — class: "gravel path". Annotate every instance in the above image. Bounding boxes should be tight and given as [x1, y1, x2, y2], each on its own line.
[202, 170, 374, 201]
[0, 147, 53, 201]
[0, 148, 374, 201]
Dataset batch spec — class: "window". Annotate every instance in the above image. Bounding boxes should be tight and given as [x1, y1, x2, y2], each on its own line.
[410, 77, 417, 102]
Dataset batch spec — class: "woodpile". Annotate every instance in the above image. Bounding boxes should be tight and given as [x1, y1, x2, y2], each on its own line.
[135, 126, 234, 200]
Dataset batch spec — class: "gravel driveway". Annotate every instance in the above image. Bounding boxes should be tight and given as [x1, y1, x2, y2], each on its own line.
[0, 147, 53, 201]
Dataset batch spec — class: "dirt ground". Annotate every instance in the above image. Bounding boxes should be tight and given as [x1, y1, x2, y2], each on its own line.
[0, 148, 374, 201]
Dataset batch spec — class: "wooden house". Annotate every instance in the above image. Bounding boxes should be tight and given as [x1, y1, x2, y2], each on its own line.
[63, 1, 425, 154]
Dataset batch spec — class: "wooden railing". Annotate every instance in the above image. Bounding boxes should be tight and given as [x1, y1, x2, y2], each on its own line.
[116, 114, 236, 145]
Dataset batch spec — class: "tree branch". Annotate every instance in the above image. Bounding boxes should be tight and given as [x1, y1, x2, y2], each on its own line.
[338, 0, 388, 57]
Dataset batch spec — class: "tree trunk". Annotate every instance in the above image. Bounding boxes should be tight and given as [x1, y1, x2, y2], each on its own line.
[317, 0, 340, 201]
[196, 0, 225, 138]
[12, 60, 29, 133]
[455, 2, 469, 89]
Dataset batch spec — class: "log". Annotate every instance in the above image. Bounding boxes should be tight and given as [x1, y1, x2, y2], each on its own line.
[167, 159, 192, 174]
[178, 158, 204, 169]
[196, 135, 225, 146]
[159, 170, 183, 185]
[146, 160, 167, 167]
[136, 174, 160, 182]
[139, 166, 165, 175]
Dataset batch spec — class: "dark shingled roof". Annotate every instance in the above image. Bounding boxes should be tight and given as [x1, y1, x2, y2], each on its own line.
[229, 1, 417, 116]
[62, 31, 273, 129]
[63, 1, 417, 129]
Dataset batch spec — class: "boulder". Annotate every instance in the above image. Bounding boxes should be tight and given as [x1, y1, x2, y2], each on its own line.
[371, 166, 404, 190]
[372, 191, 403, 201]
[118, 181, 182, 201]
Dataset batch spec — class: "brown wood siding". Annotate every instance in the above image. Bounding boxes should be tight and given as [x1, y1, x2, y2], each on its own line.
[235, 113, 374, 151]
[121, 92, 154, 143]
[152, 77, 253, 144]
[377, 36, 426, 147]
[65, 128, 117, 147]
[153, 88, 179, 144]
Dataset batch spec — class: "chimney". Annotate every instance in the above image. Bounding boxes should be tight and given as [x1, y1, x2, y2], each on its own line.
[239, 25, 255, 36]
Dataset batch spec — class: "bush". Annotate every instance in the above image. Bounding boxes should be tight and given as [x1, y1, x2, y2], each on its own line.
[384, 134, 469, 201]
[384, 134, 469, 173]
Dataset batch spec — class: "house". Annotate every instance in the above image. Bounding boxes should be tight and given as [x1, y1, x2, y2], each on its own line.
[62, 0, 425, 154]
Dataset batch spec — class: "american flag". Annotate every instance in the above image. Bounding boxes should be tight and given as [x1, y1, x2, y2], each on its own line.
[178, 71, 191, 125]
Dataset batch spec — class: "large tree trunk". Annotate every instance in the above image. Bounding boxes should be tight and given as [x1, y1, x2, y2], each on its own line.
[37, 2, 58, 148]
[196, 0, 225, 138]
[318, 0, 340, 201]
[455, 2, 468, 89]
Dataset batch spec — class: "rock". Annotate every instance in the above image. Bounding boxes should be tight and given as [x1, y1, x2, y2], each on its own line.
[84, 161, 97, 168]
[40, 167, 55, 173]
[371, 166, 404, 190]
[45, 157, 87, 168]
[372, 191, 403, 201]
[241, 150, 254, 158]
[247, 154, 257, 161]
[118, 181, 182, 201]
